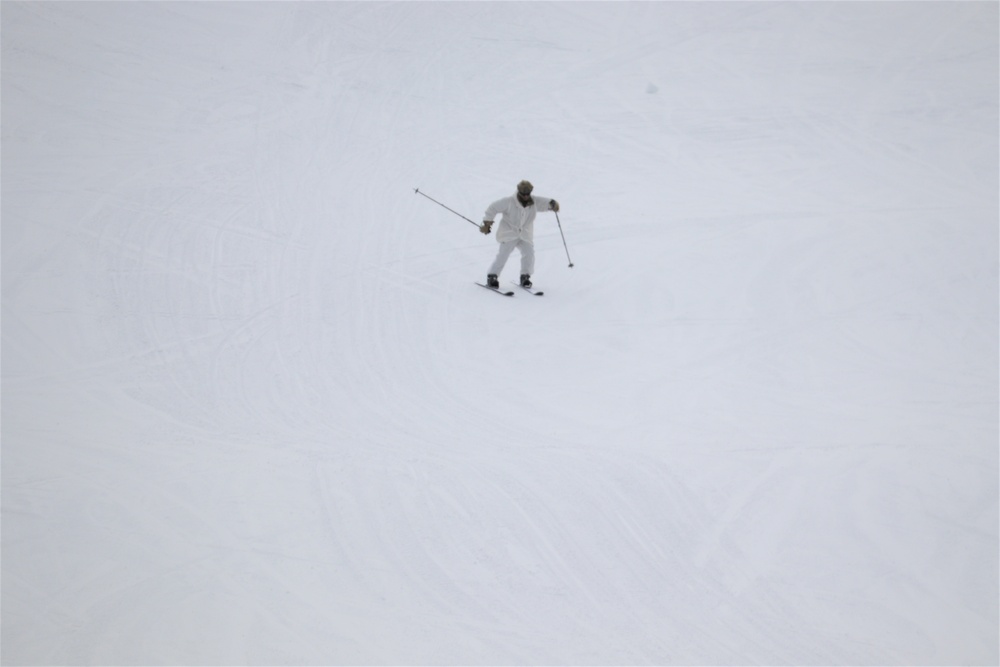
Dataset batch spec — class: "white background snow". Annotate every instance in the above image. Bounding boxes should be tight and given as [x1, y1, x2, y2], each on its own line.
[2, 2, 997, 665]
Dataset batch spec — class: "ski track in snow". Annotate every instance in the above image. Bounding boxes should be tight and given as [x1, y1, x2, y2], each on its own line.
[2, 2, 998, 665]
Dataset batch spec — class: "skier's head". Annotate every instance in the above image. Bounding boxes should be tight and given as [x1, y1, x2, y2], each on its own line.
[517, 180, 534, 205]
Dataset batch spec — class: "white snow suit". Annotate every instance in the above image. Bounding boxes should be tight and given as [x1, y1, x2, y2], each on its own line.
[484, 194, 556, 277]
[484, 194, 556, 244]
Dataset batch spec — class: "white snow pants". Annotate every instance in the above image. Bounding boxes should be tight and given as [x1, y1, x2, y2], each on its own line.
[488, 239, 535, 277]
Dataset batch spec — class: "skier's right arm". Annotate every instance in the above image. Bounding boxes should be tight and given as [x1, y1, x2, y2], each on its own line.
[481, 197, 508, 235]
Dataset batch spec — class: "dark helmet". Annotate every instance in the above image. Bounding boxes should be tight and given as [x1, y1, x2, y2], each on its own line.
[517, 180, 534, 195]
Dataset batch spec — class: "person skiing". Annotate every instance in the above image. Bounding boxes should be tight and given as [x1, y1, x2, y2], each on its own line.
[479, 180, 559, 289]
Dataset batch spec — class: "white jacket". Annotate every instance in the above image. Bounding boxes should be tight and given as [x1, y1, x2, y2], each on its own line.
[484, 195, 556, 243]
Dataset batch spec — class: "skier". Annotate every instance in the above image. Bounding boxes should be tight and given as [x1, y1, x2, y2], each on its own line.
[479, 180, 559, 289]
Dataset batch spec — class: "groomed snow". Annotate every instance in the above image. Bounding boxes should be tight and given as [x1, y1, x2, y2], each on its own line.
[2, 2, 997, 665]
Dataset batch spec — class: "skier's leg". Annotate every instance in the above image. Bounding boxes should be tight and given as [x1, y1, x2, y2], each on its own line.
[489, 240, 517, 277]
[518, 240, 535, 276]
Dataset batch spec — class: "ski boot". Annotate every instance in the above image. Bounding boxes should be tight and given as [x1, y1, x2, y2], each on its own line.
[519, 274, 532, 288]
[486, 274, 500, 289]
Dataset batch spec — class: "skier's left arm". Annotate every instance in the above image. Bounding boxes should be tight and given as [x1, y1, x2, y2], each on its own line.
[537, 197, 560, 212]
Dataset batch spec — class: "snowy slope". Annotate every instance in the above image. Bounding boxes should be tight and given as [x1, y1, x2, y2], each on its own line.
[2, 2, 997, 665]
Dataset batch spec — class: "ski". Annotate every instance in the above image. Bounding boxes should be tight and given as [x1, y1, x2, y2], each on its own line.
[513, 283, 544, 296]
[476, 282, 514, 296]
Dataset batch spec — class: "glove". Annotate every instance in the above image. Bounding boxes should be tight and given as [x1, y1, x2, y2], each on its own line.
[480, 220, 493, 235]
[549, 200, 560, 212]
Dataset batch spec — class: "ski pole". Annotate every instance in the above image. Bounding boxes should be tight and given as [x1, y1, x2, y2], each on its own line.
[554, 210, 574, 268]
[414, 188, 480, 229]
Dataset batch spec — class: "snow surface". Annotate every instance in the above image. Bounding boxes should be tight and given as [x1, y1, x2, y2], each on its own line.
[2, 2, 998, 665]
